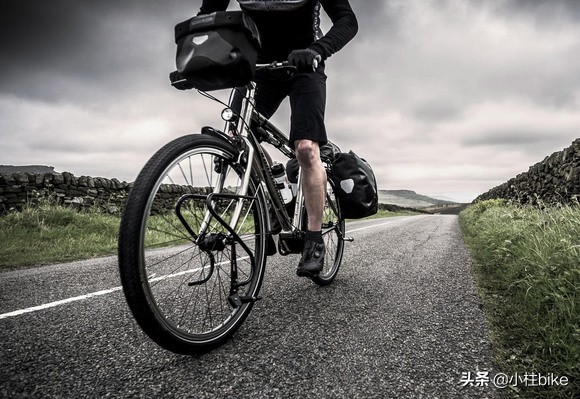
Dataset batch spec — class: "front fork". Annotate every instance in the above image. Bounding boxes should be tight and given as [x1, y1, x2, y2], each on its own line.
[198, 80, 258, 238]
[180, 83, 262, 307]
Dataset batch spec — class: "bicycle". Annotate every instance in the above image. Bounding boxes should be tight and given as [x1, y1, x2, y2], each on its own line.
[118, 61, 351, 355]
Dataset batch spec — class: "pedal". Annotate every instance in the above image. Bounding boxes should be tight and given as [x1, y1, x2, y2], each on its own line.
[278, 239, 291, 256]
[228, 293, 262, 308]
[342, 236, 355, 242]
[278, 231, 304, 255]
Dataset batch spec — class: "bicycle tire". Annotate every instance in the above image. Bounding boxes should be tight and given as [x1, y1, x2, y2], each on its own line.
[118, 134, 267, 354]
[311, 176, 345, 286]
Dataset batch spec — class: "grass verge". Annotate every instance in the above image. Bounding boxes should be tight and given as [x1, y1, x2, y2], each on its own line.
[0, 204, 120, 269]
[459, 199, 579, 399]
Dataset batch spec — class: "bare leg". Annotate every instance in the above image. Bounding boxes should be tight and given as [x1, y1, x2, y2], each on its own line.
[294, 139, 326, 231]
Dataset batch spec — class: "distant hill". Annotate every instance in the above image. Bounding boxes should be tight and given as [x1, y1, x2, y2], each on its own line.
[379, 189, 456, 209]
[0, 165, 55, 174]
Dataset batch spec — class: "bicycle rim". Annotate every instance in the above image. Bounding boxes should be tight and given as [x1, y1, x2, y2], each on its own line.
[312, 178, 345, 286]
[119, 135, 267, 353]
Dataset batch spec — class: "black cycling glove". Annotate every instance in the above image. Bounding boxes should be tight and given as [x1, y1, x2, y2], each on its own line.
[288, 48, 322, 71]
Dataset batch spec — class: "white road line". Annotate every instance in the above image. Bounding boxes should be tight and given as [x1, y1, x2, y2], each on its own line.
[0, 257, 248, 320]
[346, 221, 391, 234]
[346, 217, 413, 234]
[0, 286, 123, 320]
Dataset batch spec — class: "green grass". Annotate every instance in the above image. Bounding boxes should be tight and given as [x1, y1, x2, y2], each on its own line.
[0, 203, 217, 268]
[0, 203, 121, 268]
[459, 200, 579, 399]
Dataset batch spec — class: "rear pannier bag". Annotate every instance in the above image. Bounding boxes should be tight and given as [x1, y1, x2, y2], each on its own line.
[330, 151, 379, 219]
[174, 11, 261, 91]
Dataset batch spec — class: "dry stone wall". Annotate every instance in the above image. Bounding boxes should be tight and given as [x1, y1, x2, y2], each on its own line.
[0, 171, 211, 214]
[475, 138, 580, 205]
[0, 172, 131, 214]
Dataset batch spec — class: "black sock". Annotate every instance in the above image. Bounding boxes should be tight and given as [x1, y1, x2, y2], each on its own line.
[305, 230, 323, 244]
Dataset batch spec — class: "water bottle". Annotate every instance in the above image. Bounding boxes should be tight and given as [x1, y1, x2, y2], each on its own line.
[271, 163, 293, 204]
[286, 158, 299, 197]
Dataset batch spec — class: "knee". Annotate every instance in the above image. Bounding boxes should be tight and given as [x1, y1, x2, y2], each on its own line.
[295, 140, 320, 168]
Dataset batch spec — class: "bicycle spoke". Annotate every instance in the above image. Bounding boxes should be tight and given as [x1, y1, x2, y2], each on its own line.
[145, 245, 200, 273]
[148, 248, 204, 288]
[178, 162, 190, 186]
[201, 154, 213, 188]
[147, 223, 191, 242]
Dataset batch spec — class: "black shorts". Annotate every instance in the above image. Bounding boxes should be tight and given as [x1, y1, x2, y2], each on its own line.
[234, 65, 328, 149]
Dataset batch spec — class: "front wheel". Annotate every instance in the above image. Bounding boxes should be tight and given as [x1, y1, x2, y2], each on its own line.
[118, 134, 268, 354]
[311, 177, 345, 286]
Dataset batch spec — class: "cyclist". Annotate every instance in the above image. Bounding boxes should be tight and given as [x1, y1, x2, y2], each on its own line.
[197, 0, 358, 277]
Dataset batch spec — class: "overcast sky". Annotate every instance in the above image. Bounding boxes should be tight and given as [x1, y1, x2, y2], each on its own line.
[1, 0, 579, 202]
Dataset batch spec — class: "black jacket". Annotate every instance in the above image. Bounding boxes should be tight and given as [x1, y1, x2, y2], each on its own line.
[198, 0, 358, 62]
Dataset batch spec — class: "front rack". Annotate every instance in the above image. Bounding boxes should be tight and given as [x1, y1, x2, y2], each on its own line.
[175, 192, 262, 308]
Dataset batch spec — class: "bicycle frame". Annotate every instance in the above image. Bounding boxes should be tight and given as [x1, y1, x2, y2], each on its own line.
[218, 80, 306, 236]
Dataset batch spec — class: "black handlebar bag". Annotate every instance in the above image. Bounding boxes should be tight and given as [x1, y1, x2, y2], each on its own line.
[174, 11, 261, 91]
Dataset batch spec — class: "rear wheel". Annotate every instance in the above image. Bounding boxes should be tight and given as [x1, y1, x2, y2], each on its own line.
[118, 134, 267, 354]
[311, 177, 345, 286]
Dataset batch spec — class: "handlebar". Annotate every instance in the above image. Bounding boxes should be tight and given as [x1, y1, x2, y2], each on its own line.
[256, 61, 295, 70]
[256, 58, 319, 72]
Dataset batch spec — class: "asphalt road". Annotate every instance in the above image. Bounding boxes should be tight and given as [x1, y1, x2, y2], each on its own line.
[1, 215, 498, 399]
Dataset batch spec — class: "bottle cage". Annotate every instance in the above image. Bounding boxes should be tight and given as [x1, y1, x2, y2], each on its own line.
[237, 0, 309, 11]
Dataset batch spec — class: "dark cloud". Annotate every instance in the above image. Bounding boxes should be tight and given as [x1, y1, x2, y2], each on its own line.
[0, 1, 194, 103]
